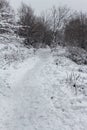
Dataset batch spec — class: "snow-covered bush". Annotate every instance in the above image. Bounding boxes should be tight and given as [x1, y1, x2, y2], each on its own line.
[0, 0, 16, 35]
[0, 42, 34, 69]
[67, 46, 87, 65]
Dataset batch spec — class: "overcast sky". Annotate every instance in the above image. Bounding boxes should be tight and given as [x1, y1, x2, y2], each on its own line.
[9, 0, 87, 15]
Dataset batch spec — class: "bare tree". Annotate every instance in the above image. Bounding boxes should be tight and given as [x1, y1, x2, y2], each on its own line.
[48, 6, 71, 44]
[26, 15, 52, 47]
[18, 3, 36, 44]
[18, 3, 53, 47]
[18, 3, 35, 26]
[64, 12, 87, 48]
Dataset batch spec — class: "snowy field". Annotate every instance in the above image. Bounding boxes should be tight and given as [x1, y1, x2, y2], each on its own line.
[1, 42, 87, 130]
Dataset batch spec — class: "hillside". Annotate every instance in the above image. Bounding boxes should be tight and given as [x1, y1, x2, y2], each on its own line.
[1, 41, 87, 130]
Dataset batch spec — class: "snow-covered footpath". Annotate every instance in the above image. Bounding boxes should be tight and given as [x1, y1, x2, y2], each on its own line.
[1, 43, 87, 130]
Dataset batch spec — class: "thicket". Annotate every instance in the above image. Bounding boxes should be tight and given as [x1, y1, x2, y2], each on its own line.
[1, 0, 87, 50]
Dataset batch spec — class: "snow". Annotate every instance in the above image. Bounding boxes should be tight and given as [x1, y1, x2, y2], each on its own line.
[1, 44, 87, 130]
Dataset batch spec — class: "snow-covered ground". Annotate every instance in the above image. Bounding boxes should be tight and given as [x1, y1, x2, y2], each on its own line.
[1, 43, 87, 130]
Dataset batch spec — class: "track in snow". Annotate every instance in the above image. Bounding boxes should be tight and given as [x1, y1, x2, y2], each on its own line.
[11, 50, 69, 130]
[0, 49, 81, 130]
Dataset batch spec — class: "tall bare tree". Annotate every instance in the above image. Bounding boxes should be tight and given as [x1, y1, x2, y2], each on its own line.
[18, 3, 36, 44]
[64, 12, 87, 48]
[18, 3, 53, 47]
[48, 6, 71, 44]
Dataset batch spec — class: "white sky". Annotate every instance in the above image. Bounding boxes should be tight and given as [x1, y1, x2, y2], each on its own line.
[8, 0, 87, 15]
